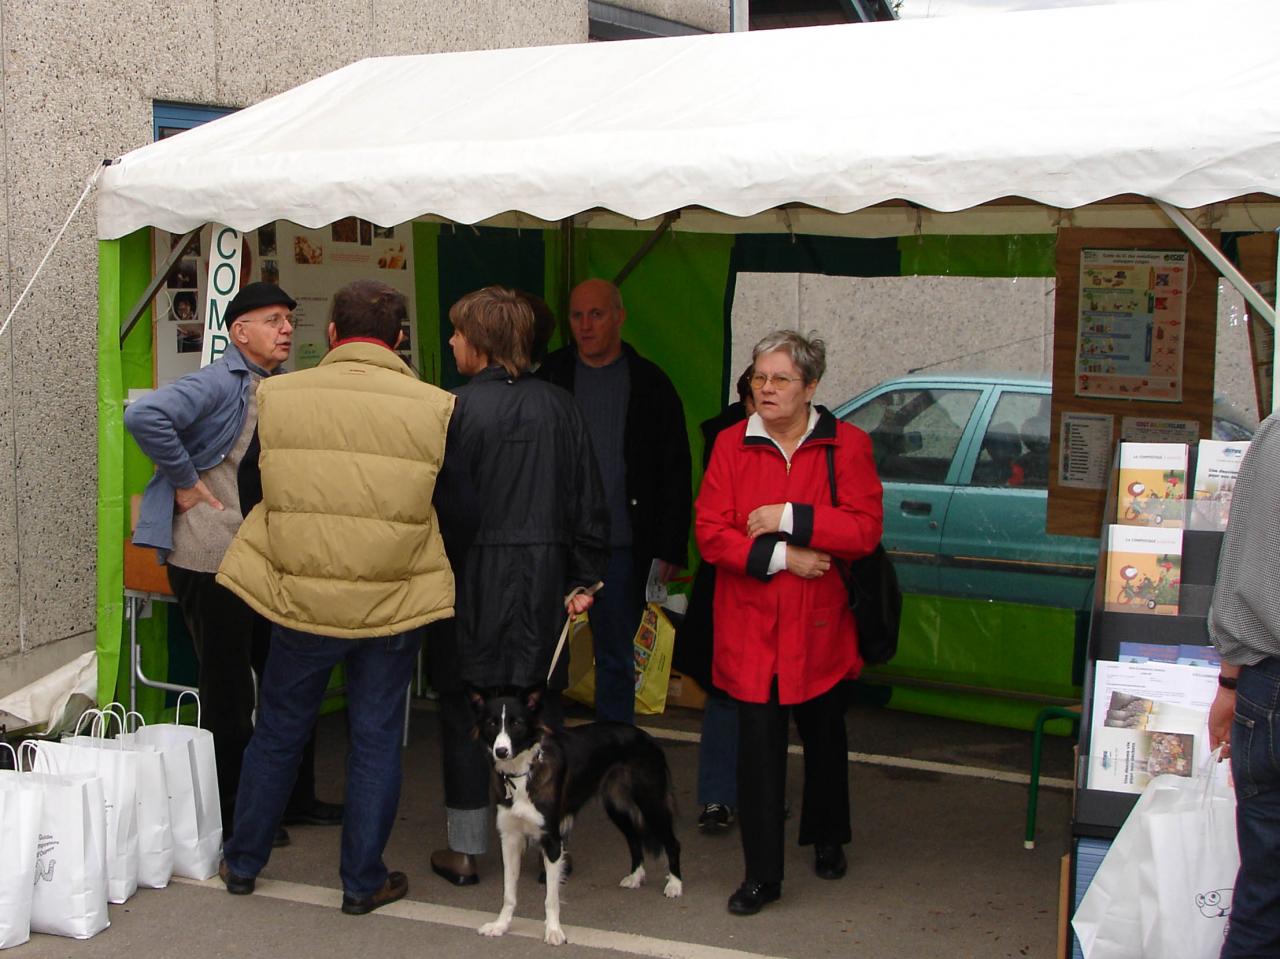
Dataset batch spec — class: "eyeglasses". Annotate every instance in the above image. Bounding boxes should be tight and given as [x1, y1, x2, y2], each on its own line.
[243, 312, 293, 330]
[750, 373, 802, 389]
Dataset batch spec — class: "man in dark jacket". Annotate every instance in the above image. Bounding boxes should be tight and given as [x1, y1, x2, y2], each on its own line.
[536, 278, 693, 724]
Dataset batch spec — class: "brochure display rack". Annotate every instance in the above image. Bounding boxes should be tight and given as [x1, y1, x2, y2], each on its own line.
[1074, 441, 1227, 835]
[1069, 441, 1236, 957]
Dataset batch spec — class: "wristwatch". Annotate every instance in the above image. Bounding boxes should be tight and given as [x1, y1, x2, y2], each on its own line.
[1218, 674, 1238, 690]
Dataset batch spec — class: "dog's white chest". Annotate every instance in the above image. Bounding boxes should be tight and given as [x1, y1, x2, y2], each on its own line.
[496, 752, 544, 835]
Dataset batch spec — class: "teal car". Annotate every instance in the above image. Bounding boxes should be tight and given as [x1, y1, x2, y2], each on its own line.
[832, 374, 1254, 611]
[833, 374, 1095, 610]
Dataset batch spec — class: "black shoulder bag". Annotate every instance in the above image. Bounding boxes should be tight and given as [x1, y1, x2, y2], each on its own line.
[824, 446, 902, 666]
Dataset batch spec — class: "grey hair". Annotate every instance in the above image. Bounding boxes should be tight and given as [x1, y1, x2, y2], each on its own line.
[751, 330, 826, 384]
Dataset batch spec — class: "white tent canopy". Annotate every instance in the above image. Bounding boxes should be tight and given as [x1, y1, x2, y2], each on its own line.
[96, 0, 1280, 241]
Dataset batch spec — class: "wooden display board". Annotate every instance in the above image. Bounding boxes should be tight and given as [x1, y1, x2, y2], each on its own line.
[1047, 228, 1218, 537]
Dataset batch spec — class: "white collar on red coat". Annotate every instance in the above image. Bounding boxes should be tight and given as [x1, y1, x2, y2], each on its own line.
[745, 405, 819, 463]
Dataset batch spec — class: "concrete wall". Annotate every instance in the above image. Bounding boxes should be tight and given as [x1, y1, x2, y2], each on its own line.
[730, 273, 1260, 423]
[0, 0, 725, 698]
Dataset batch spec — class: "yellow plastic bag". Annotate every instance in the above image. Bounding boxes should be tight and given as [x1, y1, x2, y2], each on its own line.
[564, 603, 674, 715]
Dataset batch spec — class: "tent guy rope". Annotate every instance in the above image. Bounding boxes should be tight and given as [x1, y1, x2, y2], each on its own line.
[0, 160, 109, 340]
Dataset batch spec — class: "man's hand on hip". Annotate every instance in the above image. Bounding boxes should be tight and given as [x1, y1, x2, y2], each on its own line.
[175, 479, 224, 513]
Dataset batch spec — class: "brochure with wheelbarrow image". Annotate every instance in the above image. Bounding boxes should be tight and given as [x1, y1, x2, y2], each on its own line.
[1087, 659, 1217, 794]
[1114, 441, 1188, 528]
[1104, 525, 1183, 615]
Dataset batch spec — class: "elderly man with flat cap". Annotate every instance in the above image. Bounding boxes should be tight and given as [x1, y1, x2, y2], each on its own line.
[126, 281, 342, 842]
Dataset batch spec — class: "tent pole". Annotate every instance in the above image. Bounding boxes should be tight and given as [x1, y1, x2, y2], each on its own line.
[612, 211, 680, 288]
[557, 216, 575, 345]
[117, 227, 200, 345]
[1155, 201, 1276, 327]
[1273, 228, 1280, 415]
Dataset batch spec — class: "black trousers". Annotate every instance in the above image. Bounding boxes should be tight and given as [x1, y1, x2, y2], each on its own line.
[734, 681, 851, 884]
[425, 618, 566, 812]
[167, 566, 318, 830]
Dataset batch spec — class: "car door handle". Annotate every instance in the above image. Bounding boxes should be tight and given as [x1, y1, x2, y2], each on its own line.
[900, 500, 933, 516]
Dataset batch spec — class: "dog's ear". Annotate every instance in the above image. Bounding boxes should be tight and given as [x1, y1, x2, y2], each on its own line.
[466, 684, 487, 716]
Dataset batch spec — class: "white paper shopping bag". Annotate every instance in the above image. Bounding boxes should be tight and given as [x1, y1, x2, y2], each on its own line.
[0, 757, 43, 950]
[121, 692, 221, 880]
[31, 737, 139, 904]
[1141, 771, 1239, 959]
[2, 758, 109, 941]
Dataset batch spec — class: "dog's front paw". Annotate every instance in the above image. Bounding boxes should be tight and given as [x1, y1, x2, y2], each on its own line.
[544, 923, 567, 946]
[619, 864, 646, 889]
[478, 919, 510, 938]
[663, 875, 683, 899]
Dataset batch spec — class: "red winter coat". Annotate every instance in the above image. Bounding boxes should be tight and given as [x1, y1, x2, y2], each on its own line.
[695, 407, 883, 705]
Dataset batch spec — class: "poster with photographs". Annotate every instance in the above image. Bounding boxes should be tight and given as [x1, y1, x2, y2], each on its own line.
[278, 219, 415, 371]
[150, 219, 415, 383]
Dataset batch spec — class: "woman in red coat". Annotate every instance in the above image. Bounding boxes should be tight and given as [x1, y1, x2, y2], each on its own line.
[695, 330, 883, 916]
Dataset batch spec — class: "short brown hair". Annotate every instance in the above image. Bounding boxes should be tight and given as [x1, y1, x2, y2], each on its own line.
[331, 279, 406, 347]
[449, 286, 534, 377]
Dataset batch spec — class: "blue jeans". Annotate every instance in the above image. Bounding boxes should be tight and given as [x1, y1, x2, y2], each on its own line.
[1222, 656, 1280, 959]
[592, 547, 640, 724]
[697, 691, 738, 807]
[224, 624, 421, 898]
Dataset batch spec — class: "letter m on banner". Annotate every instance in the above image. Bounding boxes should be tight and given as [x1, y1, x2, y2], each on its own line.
[202, 225, 242, 367]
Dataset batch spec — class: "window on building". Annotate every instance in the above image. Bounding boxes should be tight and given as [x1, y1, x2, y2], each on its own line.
[153, 101, 236, 141]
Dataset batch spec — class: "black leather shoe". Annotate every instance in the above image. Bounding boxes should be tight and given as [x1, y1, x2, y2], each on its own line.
[430, 849, 479, 886]
[282, 800, 344, 826]
[341, 870, 408, 915]
[727, 880, 781, 915]
[273, 825, 291, 848]
[814, 844, 847, 880]
[218, 859, 255, 896]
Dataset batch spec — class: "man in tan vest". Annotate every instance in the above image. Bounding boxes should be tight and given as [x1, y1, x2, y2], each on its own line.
[124, 281, 341, 843]
[215, 279, 456, 915]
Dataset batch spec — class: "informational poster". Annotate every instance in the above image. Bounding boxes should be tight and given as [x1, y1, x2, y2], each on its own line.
[151, 219, 415, 384]
[1075, 248, 1188, 402]
[1087, 659, 1216, 795]
[278, 218, 415, 372]
[1058, 411, 1114, 490]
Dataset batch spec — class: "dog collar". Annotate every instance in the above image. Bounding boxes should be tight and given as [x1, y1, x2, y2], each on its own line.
[499, 745, 541, 799]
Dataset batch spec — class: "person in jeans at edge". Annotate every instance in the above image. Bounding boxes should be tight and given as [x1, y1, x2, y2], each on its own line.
[214, 279, 456, 914]
[675, 365, 755, 832]
[124, 281, 342, 844]
[535, 279, 692, 724]
[1207, 410, 1280, 958]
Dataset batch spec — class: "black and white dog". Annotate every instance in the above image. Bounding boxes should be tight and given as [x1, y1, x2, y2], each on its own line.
[470, 686, 683, 945]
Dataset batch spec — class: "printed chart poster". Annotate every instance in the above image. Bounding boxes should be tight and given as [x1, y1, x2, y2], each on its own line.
[1058, 411, 1114, 490]
[1075, 248, 1188, 402]
[1104, 525, 1183, 615]
[1088, 660, 1216, 794]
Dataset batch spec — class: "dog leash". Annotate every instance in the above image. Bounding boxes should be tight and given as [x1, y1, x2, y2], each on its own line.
[546, 581, 604, 682]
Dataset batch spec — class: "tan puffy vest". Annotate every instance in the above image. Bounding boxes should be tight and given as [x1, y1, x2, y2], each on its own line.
[218, 342, 455, 638]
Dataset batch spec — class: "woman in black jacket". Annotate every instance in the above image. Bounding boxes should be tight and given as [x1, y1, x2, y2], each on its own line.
[427, 286, 610, 887]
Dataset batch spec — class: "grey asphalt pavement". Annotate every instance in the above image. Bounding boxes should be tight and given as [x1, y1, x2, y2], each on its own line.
[11, 694, 1075, 959]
